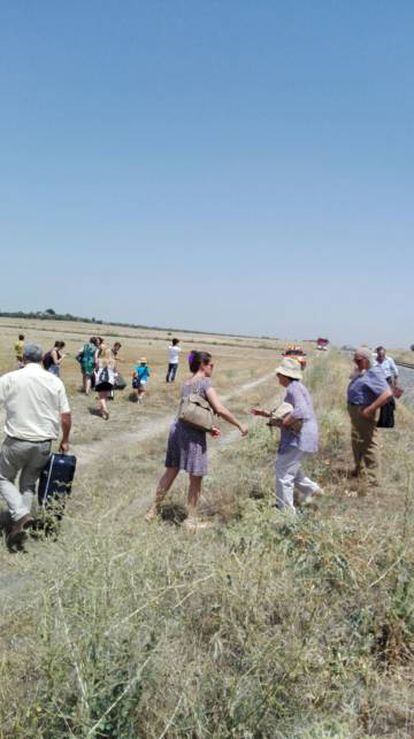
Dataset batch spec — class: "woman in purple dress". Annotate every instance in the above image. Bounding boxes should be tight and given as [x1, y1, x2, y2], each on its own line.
[145, 351, 248, 529]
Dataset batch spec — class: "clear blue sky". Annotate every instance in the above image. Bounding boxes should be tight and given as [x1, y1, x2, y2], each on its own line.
[1, 1, 413, 346]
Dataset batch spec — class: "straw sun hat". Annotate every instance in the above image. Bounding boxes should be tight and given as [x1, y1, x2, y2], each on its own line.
[275, 356, 303, 380]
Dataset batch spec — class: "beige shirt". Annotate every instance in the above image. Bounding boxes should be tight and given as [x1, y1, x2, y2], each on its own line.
[0, 363, 71, 442]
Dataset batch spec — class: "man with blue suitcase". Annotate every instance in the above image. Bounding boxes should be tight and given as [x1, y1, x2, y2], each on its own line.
[0, 343, 72, 547]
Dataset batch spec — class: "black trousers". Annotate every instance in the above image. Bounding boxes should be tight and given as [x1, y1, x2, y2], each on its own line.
[377, 377, 396, 428]
[377, 397, 396, 428]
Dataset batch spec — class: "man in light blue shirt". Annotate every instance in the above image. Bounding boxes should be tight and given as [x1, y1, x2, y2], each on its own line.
[374, 346, 398, 383]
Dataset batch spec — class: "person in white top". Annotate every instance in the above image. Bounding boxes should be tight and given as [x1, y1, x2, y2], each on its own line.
[374, 346, 399, 385]
[0, 343, 71, 546]
[166, 338, 182, 383]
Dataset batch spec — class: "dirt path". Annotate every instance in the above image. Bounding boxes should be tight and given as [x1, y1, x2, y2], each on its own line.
[74, 371, 275, 467]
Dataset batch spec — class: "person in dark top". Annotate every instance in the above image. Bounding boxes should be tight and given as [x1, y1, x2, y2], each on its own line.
[43, 341, 66, 377]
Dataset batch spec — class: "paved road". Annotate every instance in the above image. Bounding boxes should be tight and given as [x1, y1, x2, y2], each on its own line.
[397, 365, 414, 406]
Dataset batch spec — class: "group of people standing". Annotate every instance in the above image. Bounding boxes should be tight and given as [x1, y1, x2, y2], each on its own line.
[77, 336, 183, 414]
[1, 333, 403, 543]
[145, 344, 402, 527]
[76, 336, 183, 415]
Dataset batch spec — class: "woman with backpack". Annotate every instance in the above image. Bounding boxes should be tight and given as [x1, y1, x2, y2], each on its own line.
[78, 337, 99, 395]
[144, 350, 248, 529]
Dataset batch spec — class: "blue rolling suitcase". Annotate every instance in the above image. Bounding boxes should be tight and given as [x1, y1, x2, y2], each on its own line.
[38, 453, 77, 512]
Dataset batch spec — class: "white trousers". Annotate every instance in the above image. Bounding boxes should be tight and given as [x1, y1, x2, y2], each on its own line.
[0, 437, 51, 521]
[275, 447, 319, 511]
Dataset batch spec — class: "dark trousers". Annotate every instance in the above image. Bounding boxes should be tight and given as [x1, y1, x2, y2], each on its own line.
[377, 380, 396, 428]
[166, 363, 178, 383]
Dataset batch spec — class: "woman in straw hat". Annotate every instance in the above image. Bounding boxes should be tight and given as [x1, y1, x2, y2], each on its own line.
[251, 357, 322, 512]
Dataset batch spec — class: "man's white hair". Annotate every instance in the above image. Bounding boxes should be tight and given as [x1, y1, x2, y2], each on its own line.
[354, 346, 373, 366]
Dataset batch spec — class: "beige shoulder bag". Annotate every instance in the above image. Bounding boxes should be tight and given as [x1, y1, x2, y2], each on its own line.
[178, 393, 214, 431]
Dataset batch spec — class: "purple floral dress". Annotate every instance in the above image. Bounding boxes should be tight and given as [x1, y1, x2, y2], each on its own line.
[165, 377, 212, 476]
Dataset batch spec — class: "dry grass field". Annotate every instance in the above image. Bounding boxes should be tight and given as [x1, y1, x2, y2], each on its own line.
[1, 318, 414, 737]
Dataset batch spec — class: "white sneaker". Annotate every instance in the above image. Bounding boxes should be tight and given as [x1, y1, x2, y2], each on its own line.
[302, 488, 324, 506]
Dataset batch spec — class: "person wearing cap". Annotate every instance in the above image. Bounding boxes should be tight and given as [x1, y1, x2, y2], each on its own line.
[251, 357, 321, 512]
[0, 343, 71, 547]
[132, 357, 151, 403]
[347, 347, 393, 486]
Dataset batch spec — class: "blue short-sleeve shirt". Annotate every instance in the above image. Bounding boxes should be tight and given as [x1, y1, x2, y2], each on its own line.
[347, 366, 388, 406]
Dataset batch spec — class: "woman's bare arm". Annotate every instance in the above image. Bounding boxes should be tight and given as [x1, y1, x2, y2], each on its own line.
[206, 387, 248, 435]
[250, 407, 271, 418]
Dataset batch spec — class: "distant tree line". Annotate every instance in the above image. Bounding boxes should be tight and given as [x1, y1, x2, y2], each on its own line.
[0, 309, 104, 325]
[0, 308, 271, 340]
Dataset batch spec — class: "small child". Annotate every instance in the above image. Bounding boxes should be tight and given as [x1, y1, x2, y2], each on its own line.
[14, 334, 25, 368]
[132, 357, 151, 403]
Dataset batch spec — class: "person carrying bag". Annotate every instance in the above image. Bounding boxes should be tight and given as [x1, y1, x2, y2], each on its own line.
[178, 392, 215, 431]
[144, 350, 248, 529]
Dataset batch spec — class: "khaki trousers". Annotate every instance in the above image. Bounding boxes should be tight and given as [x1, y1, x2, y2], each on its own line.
[0, 437, 51, 521]
[347, 404, 379, 485]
